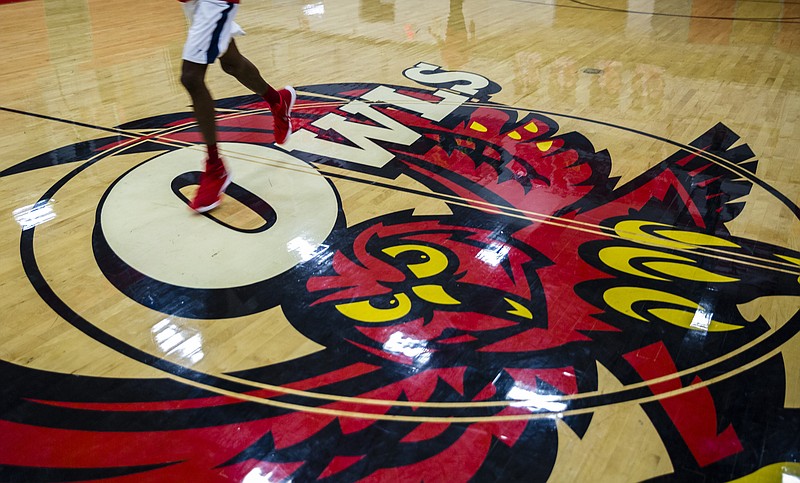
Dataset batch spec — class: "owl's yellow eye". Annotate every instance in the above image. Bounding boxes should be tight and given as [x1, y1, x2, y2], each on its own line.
[335, 293, 412, 323]
[382, 244, 449, 279]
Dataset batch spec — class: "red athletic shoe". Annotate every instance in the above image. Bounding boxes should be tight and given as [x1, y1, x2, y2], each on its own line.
[270, 86, 296, 145]
[190, 161, 231, 213]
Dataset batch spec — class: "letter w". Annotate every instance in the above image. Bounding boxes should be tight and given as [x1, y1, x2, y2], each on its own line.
[283, 100, 420, 168]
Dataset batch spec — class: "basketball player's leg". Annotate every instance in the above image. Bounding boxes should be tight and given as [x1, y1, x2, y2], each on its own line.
[180, 0, 237, 213]
[181, 0, 236, 146]
[218, 40, 268, 97]
[180, 58, 230, 213]
[219, 41, 296, 145]
[180, 60, 216, 146]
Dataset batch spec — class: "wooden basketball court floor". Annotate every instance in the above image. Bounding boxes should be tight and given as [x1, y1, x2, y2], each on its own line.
[1, 0, 799, 481]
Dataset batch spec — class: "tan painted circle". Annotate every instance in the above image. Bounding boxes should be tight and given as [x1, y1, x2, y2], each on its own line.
[100, 143, 339, 289]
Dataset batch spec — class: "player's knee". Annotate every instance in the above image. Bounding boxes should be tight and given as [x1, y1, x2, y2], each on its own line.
[180, 70, 204, 93]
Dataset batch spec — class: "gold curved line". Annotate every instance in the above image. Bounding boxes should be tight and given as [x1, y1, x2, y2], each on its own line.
[206, 316, 779, 408]
[149, 339, 789, 423]
[63, 95, 800, 412]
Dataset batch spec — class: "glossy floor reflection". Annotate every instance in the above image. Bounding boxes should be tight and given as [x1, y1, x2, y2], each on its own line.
[1, 0, 799, 482]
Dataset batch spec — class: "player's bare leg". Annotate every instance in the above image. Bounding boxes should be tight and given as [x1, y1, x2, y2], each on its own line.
[219, 40, 296, 145]
[218, 40, 268, 96]
[180, 60, 217, 146]
[181, 59, 231, 213]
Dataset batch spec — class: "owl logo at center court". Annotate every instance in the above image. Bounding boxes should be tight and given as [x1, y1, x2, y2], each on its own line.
[2, 62, 799, 482]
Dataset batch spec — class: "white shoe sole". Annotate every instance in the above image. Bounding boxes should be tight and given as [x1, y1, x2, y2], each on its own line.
[191, 173, 232, 214]
[276, 85, 296, 146]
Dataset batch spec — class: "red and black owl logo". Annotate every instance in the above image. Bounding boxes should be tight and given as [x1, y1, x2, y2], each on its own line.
[2, 65, 799, 482]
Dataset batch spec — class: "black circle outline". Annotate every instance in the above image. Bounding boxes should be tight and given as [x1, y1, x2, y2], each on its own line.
[17, 85, 800, 417]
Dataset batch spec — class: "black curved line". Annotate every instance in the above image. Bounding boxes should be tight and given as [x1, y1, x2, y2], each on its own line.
[18, 153, 255, 395]
[509, 0, 800, 23]
[22, 228, 257, 395]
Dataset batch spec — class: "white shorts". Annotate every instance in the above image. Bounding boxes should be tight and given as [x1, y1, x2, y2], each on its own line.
[182, 0, 245, 65]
